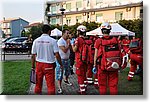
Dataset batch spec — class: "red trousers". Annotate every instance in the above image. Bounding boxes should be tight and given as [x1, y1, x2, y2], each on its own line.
[75, 61, 87, 93]
[130, 54, 143, 65]
[35, 62, 55, 95]
[98, 68, 118, 95]
[128, 53, 143, 80]
[87, 63, 93, 84]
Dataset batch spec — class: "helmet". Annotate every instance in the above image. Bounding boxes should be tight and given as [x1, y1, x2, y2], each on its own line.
[100, 22, 111, 30]
[77, 25, 87, 32]
[100, 22, 111, 34]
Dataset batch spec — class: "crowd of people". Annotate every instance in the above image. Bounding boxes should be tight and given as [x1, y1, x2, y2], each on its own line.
[31, 23, 143, 95]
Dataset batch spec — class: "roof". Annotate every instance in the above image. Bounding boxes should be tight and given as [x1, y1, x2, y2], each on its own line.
[1, 17, 29, 23]
[46, 0, 70, 4]
[24, 22, 41, 28]
[1, 18, 19, 23]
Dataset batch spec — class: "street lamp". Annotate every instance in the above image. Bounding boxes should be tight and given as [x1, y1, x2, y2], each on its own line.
[60, 7, 65, 31]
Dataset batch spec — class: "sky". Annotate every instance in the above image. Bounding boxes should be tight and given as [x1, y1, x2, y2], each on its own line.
[0, 0, 45, 23]
[0, 0, 143, 24]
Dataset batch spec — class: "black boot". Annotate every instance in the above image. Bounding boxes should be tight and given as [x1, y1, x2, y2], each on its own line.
[70, 69, 74, 75]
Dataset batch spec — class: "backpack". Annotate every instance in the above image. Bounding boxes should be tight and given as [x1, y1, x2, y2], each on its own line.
[129, 38, 142, 53]
[86, 40, 94, 64]
[77, 37, 89, 64]
[129, 40, 139, 48]
[96, 37, 122, 71]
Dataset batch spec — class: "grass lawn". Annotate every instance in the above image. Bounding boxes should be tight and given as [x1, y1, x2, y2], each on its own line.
[2, 60, 31, 95]
[2, 60, 143, 95]
[118, 67, 143, 95]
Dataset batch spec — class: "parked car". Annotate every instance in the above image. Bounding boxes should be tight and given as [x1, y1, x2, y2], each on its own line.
[2, 37, 28, 49]
[2, 37, 16, 43]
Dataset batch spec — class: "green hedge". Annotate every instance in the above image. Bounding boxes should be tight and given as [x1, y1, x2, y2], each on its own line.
[28, 19, 143, 40]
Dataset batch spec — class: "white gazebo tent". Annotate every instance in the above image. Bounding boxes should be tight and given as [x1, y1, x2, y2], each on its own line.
[51, 28, 62, 36]
[110, 23, 135, 36]
[86, 27, 103, 36]
[86, 23, 135, 36]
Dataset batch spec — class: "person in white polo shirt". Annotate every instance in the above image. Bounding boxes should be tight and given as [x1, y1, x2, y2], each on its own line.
[56, 29, 72, 94]
[31, 24, 63, 95]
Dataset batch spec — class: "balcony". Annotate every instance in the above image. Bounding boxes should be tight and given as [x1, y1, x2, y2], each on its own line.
[46, 1, 142, 17]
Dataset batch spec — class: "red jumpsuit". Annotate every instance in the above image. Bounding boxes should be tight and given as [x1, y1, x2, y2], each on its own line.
[128, 38, 143, 81]
[95, 36, 120, 95]
[75, 37, 87, 94]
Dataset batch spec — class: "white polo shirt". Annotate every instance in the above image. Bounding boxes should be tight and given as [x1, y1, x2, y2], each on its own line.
[31, 34, 59, 63]
[57, 37, 70, 59]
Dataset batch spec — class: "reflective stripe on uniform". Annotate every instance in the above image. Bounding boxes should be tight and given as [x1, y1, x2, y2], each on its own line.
[95, 79, 98, 81]
[87, 78, 93, 80]
[129, 71, 134, 74]
[94, 82, 98, 85]
[87, 81, 93, 83]
[45, 67, 53, 70]
[80, 84, 85, 87]
[80, 89, 85, 92]
[128, 74, 133, 77]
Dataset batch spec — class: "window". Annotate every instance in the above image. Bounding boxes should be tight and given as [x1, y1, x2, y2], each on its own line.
[76, 1, 82, 10]
[66, 17, 71, 25]
[87, 0, 90, 7]
[96, 0, 103, 5]
[51, 18, 56, 25]
[96, 13, 103, 22]
[140, 8, 143, 19]
[3, 23, 10, 28]
[51, 5, 56, 14]
[115, 12, 123, 21]
[66, 3, 71, 11]
[76, 16, 82, 23]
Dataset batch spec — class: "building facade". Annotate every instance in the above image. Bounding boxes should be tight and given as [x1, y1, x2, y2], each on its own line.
[24, 22, 41, 32]
[44, 0, 143, 25]
[0, 18, 29, 38]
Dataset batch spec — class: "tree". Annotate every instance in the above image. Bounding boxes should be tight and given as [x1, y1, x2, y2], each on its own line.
[29, 24, 43, 40]
[119, 19, 143, 38]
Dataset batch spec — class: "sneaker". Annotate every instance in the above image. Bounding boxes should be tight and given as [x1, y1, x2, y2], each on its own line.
[57, 88, 63, 94]
[64, 80, 72, 86]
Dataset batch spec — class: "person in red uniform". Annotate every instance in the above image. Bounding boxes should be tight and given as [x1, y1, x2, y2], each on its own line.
[89, 36, 99, 88]
[31, 24, 63, 95]
[85, 38, 94, 85]
[93, 22, 122, 95]
[121, 35, 131, 55]
[72, 25, 87, 95]
[119, 35, 130, 69]
[127, 37, 143, 81]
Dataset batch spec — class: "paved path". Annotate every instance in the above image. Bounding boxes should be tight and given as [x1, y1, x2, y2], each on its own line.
[28, 70, 99, 95]
[1, 54, 31, 61]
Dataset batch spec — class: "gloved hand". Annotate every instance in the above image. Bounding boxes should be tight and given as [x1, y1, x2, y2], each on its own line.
[92, 66, 97, 74]
[70, 38, 75, 45]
